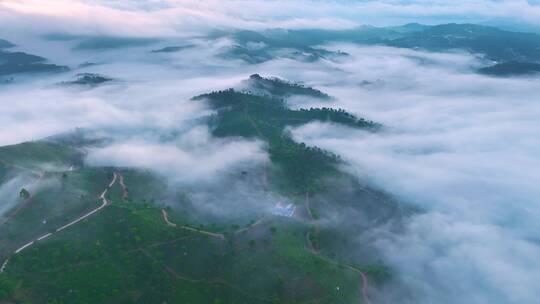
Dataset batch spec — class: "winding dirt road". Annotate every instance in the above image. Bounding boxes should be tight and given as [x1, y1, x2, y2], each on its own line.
[304, 191, 371, 304]
[161, 209, 177, 227]
[0, 172, 119, 273]
[161, 209, 225, 239]
[359, 271, 371, 304]
[117, 171, 128, 200]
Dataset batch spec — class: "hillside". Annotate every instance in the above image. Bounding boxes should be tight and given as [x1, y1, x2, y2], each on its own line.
[478, 61, 540, 76]
[0, 40, 69, 77]
[0, 76, 400, 303]
[218, 23, 540, 64]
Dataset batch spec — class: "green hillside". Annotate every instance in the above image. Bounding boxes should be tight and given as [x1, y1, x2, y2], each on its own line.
[0, 76, 402, 304]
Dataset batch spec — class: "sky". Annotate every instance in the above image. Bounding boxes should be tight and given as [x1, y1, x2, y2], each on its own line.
[0, 1, 539, 303]
[2, 0, 540, 39]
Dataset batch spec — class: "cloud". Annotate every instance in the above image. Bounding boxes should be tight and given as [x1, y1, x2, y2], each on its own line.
[2, 0, 540, 39]
[289, 45, 540, 303]
[371, 212, 540, 304]
[0, 4, 539, 302]
[0, 51, 247, 146]
[0, 174, 33, 218]
[84, 126, 274, 221]
[85, 126, 268, 184]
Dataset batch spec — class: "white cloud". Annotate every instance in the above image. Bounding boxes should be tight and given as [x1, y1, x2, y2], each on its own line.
[289, 46, 540, 303]
[2, 0, 540, 39]
[0, 4, 539, 302]
[85, 126, 268, 184]
[0, 175, 32, 218]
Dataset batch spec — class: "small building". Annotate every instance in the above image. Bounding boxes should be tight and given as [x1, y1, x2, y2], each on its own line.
[272, 202, 295, 217]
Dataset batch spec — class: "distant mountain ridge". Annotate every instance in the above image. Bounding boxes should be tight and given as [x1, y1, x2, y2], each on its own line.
[0, 38, 69, 77]
[242, 74, 332, 100]
[0, 39, 15, 49]
[218, 23, 540, 65]
[478, 61, 540, 76]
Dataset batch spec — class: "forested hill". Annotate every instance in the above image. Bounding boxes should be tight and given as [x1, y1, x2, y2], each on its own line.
[243, 74, 331, 100]
[194, 77, 380, 193]
[0, 38, 69, 77]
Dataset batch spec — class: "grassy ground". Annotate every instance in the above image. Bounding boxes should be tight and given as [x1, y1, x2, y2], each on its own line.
[3, 201, 365, 304]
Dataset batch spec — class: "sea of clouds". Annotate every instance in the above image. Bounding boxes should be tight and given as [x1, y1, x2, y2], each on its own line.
[0, 1, 539, 303]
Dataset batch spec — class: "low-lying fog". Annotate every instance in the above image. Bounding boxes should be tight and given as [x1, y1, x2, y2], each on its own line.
[1, 13, 539, 304]
[290, 45, 540, 303]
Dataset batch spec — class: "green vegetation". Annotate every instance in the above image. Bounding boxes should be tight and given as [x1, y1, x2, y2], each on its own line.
[19, 188, 30, 199]
[151, 45, 194, 53]
[387, 24, 540, 62]
[0, 77, 397, 303]
[0, 275, 16, 300]
[60, 73, 113, 86]
[0, 50, 68, 76]
[0, 141, 81, 169]
[3, 201, 365, 304]
[245, 74, 331, 100]
[219, 30, 349, 63]
[220, 24, 540, 63]
[194, 88, 379, 193]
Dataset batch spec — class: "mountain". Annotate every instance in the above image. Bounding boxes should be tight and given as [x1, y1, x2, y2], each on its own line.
[44, 34, 160, 51]
[0, 39, 15, 49]
[60, 73, 114, 87]
[387, 24, 540, 62]
[74, 36, 159, 50]
[0, 46, 69, 77]
[242, 74, 332, 100]
[218, 30, 350, 63]
[0, 75, 400, 303]
[478, 61, 540, 76]
[217, 23, 540, 64]
[151, 45, 195, 53]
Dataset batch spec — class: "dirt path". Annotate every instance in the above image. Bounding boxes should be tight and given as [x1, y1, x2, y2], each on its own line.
[0, 258, 9, 273]
[304, 191, 319, 253]
[57, 172, 117, 232]
[161, 209, 225, 240]
[234, 217, 265, 234]
[117, 171, 128, 200]
[340, 263, 371, 304]
[140, 247, 272, 302]
[139, 248, 203, 283]
[161, 209, 177, 227]
[305, 230, 318, 253]
[304, 191, 371, 304]
[359, 271, 371, 304]
[0, 172, 118, 273]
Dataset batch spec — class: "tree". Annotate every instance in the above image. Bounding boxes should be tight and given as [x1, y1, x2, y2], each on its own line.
[19, 188, 30, 199]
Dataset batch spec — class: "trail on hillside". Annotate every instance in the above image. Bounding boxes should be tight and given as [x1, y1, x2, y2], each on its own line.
[161, 209, 177, 227]
[117, 172, 128, 200]
[0, 171, 119, 273]
[304, 190, 371, 304]
[161, 209, 225, 239]
[234, 218, 265, 234]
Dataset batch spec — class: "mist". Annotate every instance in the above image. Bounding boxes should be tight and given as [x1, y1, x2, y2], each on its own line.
[0, 175, 33, 218]
[289, 46, 540, 303]
[0, 1, 539, 303]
